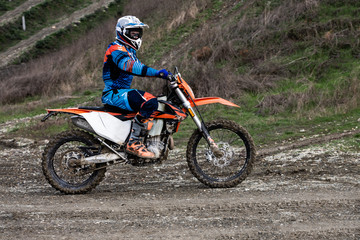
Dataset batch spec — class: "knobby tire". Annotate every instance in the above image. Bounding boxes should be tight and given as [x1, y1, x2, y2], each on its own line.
[186, 120, 256, 188]
[42, 130, 106, 194]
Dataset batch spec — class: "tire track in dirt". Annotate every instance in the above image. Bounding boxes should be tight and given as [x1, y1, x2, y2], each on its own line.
[0, 132, 359, 239]
[258, 128, 360, 157]
[0, 0, 115, 68]
[0, 114, 359, 239]
[1, 193, 358, 239]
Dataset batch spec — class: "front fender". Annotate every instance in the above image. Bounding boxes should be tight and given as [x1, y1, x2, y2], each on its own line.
[191, 97, 240, 108]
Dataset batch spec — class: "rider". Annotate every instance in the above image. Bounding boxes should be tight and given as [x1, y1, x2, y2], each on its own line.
[102, 15, 170, 159]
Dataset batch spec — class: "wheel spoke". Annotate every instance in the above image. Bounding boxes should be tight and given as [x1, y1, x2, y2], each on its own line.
[42, 130, 106, 194]
[53, 143, 94, 185]
[187, 120, 255, 187]
[197, 130, 247, 181]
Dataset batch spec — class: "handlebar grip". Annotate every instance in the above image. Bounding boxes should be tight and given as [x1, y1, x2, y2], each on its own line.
[158, 71, 175, 81]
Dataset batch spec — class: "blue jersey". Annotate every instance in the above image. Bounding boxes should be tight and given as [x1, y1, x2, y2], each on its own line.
[102, 41, 158, 92]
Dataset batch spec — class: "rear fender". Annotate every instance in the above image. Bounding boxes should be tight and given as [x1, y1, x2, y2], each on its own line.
[41, 108, 132, 145]
[41, 108, 135, 122]
[41, 108, 88, 122]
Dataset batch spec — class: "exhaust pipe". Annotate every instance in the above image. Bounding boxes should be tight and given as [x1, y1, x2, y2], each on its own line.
[71, 116, 96, 134]
[82, 153, 124, 164]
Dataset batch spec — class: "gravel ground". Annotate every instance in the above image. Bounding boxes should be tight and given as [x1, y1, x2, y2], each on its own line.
[0, 127, 359, 239]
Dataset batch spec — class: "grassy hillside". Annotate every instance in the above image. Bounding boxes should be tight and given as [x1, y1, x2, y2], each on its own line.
[0, 0, 93, 52]
[0, 0, 359, 147]
[0, 0, 27, 15]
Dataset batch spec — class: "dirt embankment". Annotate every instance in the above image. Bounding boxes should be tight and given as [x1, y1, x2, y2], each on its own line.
[0, 0, 45, 25]
[0, 0, 115, 68]
[0, 117, 359, 239]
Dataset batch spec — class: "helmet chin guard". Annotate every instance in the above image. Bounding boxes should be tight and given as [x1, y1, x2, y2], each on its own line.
[115, 16, 149, 50]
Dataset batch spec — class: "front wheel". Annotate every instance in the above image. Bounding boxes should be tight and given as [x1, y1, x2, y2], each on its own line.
[186, 120, 256, 188]
[42, 130, 106, 194]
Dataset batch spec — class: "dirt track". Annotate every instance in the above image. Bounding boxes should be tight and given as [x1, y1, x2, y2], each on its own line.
[0, 0, 45, 25]
[0, 0, 115, 68]
[0, 128, 359, 239]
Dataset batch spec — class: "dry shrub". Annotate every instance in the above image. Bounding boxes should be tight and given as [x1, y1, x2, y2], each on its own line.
[130, 0, 359, 116]
[1, 0, 358, 118]
[191, 46, 213, 61]
[256, 80, 316, 116]
[256, 74, 360, 116]
[123, 0, 208, 21]
[256, 94, 290, 115]
[0, 20, 114, 104]
[0, 0, 206, 104]
[331, 76, 360, 113]
[160, 0, 306, 98]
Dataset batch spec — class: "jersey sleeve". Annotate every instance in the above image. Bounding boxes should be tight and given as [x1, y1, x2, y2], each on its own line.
[109, 45, 158, 77]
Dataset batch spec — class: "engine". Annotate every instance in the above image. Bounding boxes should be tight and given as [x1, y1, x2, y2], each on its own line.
[146, 136, 165, 158]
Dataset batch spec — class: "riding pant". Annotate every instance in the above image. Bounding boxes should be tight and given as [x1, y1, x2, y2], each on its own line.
[102, 88, 158, 119]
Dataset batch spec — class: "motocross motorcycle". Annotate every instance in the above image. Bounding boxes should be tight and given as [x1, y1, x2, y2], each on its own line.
[41, 68, 256, 194]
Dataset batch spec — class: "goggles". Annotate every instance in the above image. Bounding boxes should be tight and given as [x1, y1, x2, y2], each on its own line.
[125, 28, 143, 40]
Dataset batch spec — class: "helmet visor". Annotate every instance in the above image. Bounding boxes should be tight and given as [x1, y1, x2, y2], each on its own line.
[125, 28, 143, 40]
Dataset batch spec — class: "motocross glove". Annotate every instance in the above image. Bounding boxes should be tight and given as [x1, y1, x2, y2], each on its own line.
[156, 69, 171, 79]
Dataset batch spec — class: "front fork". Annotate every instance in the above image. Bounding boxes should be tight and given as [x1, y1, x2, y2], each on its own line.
[200, 122, 224, 158]
[174, 88, 224, 158]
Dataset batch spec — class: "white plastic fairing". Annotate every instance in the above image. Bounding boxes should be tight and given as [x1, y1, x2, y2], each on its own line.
[80, 112, 131, 145]
[148, 119, 164, 137]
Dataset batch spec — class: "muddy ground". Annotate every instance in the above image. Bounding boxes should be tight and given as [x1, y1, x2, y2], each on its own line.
[0, 127, 359, 239]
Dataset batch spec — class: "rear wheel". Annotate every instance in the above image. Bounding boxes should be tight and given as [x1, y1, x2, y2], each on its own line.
[42, 130, 106, 194]
[186, 120, 256, 188]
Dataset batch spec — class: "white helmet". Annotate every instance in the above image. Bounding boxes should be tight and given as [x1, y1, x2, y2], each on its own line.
[115, 15, 149, 50]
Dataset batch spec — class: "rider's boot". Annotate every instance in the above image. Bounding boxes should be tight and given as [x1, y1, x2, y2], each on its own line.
[126, 116, 155, 159]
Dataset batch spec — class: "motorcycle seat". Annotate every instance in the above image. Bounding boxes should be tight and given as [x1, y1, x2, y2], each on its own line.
[78, 105, 134, 114]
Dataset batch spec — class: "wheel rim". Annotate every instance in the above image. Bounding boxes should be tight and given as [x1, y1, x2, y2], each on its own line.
[50, 140, 96, 187]
[193, 126, 250, 182]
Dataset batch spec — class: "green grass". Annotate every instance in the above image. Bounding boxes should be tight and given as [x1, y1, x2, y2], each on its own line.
[142, 0, 224, 65]
[7, 116, 71, 139]
[2, 0, 359, 149]
[0, 0, 94, 52]
[319, 134, 360, 153]
[202, 104, 360, 148]
[14, 0, 124, 63]
[0, 0, 26, 16]
[0, 88, 103, 139]
[0, 88, 102, 124]
[2, 81, 359, 149]
[317, 1, 360, 22]
[146, 97, 360, 148]
[263, 41, 360, 114]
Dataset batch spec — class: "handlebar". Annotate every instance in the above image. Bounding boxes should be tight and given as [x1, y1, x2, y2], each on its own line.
[158, 67, 179, 83]
[167, 73, 176, 82]
[159, 72, 176, 82]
